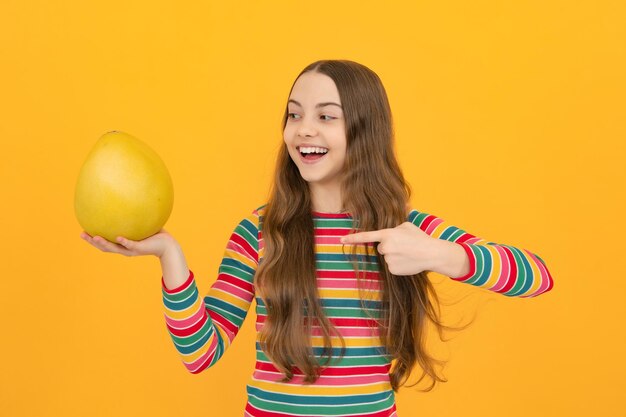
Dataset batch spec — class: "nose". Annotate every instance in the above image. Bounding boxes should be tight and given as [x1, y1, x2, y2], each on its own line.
[296, 116, 317, 138]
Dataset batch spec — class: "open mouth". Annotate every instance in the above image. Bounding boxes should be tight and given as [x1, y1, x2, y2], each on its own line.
[298, 146, 328, 161]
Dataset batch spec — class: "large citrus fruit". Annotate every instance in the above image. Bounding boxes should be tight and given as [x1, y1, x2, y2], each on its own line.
[75, 131, 174, 243]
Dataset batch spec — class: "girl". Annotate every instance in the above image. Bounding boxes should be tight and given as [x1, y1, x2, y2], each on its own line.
[81, 60, 554, 417]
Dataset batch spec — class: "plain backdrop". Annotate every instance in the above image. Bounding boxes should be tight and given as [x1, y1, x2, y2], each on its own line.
[1, 1, 624, 416]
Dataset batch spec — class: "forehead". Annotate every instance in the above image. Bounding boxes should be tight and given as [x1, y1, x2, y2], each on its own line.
[288, 72, 341, 105]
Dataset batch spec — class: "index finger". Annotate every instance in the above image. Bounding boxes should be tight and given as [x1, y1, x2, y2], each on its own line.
[341, 230, 386, 244]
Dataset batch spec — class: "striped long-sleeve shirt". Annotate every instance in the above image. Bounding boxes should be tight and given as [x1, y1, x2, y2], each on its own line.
[162, 207, 553, 416]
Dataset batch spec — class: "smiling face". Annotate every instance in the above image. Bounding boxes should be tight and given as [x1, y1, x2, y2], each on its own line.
[283, 71, 347, 192]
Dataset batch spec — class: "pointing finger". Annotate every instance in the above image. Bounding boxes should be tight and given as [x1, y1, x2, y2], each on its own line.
[341, 230, 386, 244]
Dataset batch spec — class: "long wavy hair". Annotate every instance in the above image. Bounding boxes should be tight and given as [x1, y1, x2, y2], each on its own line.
[255, 60, 449, 391]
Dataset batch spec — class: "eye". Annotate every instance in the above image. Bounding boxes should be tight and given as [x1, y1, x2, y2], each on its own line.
[287, 113, 301, 120]
[320, 115, 336, 121]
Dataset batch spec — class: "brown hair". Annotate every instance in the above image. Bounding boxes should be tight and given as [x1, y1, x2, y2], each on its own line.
[255, 60, 448, 391]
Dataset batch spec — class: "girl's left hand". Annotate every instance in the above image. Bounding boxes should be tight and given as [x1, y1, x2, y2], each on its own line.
[340, 222, 439, 276]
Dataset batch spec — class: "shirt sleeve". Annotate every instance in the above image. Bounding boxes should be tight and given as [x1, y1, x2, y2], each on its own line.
[161, 209, 260, 373]
[408, 209, 553, 298]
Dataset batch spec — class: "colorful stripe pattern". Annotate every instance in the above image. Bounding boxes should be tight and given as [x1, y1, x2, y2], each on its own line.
[162, 207, 553, 416]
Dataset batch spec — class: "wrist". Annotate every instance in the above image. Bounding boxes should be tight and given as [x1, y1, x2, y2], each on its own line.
[159, 241, 190, 290]
[429, 239, 470, 278]
[159, 239, 182, 260]
[427, 237, 447, 273]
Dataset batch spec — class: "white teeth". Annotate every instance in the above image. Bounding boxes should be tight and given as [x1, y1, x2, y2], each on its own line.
[299, 146, 328, 154]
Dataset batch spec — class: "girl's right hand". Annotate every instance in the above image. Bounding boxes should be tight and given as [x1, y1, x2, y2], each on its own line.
[80, 229, 178, 259]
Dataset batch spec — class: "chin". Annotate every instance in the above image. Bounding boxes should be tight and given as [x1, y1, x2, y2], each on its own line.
[298, 172, 322, 183]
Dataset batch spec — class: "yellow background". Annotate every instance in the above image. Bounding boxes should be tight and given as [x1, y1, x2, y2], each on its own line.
[1, 1, 625, 416]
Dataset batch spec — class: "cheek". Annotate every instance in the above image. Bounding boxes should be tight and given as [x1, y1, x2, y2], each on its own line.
[283, 126, 295, 146]
[336, 142, 348, 163]
[282, 135, 298, 160]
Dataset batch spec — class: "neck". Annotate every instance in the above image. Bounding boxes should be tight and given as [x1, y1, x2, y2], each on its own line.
[309, 182, 344, 213]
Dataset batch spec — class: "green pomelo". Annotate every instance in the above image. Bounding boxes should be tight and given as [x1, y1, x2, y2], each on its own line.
[74, 131, 174, 243]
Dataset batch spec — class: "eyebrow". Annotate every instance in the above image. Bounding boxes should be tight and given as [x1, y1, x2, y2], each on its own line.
[288, 99, 343, 109]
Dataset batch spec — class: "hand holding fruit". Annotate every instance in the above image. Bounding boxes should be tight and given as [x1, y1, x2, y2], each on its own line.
[75, 131, 190, 288]
[80, 229, 178, 258]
